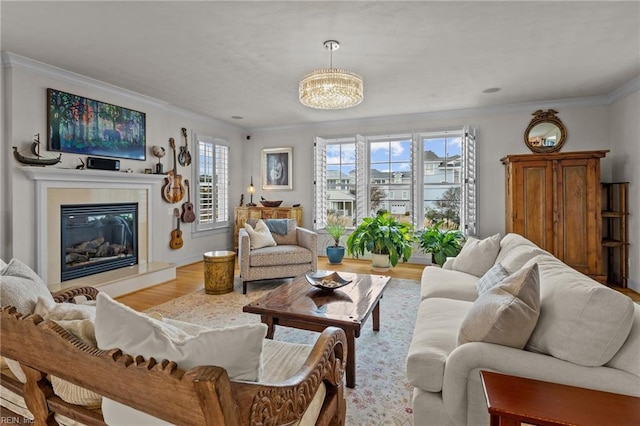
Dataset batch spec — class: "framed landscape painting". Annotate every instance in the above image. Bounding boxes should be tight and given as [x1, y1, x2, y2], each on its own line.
[262, 147, 293, 190]
[47, 88, 146, 160]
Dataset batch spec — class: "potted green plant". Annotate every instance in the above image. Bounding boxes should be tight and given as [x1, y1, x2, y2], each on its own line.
[325, 214, 351, 264]
[417, 221, 464, 266]
[346, 211, 414, 271]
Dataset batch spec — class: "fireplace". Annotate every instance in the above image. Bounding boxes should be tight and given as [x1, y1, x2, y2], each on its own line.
[61, 203, 138, 281]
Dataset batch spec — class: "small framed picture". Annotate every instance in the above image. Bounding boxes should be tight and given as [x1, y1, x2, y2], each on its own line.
[262, 147, 293, 190]
[144, 168, 153, 174]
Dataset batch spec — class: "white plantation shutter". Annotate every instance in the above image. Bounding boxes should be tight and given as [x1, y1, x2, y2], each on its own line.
[411, 133, 420, 227]
[461, 126, 477, 236]
[215, 144, 229, 224]
[195, 133, 229, 232]
[355, 134, 367, 224]
[314, 137, 327, 230]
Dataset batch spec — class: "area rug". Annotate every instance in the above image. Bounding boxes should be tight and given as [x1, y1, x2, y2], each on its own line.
[146, 277, 420, 426]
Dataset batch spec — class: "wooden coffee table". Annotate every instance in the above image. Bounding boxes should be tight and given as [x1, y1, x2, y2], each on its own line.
[243, 272, 391, 388]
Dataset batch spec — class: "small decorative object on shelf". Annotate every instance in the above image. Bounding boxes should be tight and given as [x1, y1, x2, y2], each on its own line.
[13, 133, 62, 166]
[260, 196, 283, 207]
[152, 145, 165, 174]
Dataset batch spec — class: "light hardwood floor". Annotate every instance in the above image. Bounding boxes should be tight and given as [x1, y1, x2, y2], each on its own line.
[116, 257, 424, 311]
[116, 257, 640, 311]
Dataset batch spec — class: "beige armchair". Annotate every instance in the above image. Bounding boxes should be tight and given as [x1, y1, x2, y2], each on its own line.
[239, 219, 317, 294]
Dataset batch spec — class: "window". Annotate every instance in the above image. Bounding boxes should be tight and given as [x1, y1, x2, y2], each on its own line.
[314, 128, 476, 236]
[194, 133, 229, 232]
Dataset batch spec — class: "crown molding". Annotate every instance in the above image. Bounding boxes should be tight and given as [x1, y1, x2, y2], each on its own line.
[608, 75, 640, 103]
[1, 51, 242, 132]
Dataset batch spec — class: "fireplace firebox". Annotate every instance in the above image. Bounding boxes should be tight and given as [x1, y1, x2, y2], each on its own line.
[61, 203, 138, 281]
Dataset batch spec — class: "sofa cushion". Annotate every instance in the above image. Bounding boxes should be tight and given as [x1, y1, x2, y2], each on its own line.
[476, 263, 509, 296]
[245, 219, 277, 249]
[494, 233, 540, 265]
[420, 266, 478, 302]
[525, 254, 635, 367]
[406, 298, 473, 392]
[458, 263, 540, 349]
[498, 244, 549, 274]
[451, 233, 501, 277]
[0, 258, 54, 315]
[249, 245, 313, 267]
[605, 304, 640, 377]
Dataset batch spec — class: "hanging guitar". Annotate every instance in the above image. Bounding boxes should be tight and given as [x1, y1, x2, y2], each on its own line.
[181, 179, 196, 223]
[161, 137, 185, 203]
[178, 127, 192, 167]
[169, 208, 184, 250]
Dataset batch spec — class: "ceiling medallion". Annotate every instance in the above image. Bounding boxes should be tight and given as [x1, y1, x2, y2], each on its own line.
[299, 40, 364, 110]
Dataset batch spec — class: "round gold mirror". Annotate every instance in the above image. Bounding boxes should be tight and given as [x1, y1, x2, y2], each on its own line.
[524, 109, 567, 153]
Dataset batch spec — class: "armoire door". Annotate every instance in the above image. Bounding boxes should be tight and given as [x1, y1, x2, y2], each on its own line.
[505, 159, 554, 252]
[554, 157, 602, 276]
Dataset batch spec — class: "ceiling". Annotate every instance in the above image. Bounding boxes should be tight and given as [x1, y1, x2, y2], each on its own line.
[2, 1, 639, 130]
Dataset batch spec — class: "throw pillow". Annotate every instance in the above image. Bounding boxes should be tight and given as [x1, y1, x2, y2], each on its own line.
[476, 263, 509, 296]
[458, 263, 540, 349]
[95, 293, 267, 381]
[245, 219, 277, 249]
[451, 233, 501, 277]
[0, 258, 55, 315]
[266, 219, 298, 245]
[96, 293, 267, 425]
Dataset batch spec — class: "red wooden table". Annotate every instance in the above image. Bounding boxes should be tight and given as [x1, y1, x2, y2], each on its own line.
[480, 370, 640, 426]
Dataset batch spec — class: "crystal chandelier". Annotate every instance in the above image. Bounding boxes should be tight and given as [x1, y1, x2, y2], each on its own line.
[299, 40, 364, 110]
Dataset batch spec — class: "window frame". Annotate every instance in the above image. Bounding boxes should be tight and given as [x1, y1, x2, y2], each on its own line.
[192, 133, 230, 234]
[314, 128, 476, 236]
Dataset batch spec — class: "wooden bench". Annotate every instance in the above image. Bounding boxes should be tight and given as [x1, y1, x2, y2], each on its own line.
[1, 287, 347, 425]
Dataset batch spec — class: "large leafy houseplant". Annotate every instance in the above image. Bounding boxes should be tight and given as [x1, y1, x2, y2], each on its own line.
[417, 221, 464, 266]
[346, 211, 414, 268]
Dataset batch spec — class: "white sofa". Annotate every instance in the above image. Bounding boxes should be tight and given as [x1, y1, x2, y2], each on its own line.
[406, 233, 639, 426]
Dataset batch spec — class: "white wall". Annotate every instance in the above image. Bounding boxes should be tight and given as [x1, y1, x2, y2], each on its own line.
[610, 89, 640, 292]
[247, 103, 613, 240]
[2, 54, 245, 270]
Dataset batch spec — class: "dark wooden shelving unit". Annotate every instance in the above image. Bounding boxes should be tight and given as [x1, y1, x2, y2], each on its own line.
[601, 182, 629, 287]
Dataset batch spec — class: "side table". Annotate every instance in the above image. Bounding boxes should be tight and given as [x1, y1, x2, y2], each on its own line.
[203, 250, 236, 294]
[480, 370, 640, 426]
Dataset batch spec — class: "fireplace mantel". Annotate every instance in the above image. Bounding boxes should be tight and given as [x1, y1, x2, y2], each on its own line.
[21, 166, 174, 296]
[20, 167, 162, 184]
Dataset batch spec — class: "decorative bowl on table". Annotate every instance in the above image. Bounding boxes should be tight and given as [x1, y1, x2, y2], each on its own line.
[260, 200, 283, 207]
[305, 271, 352, 291]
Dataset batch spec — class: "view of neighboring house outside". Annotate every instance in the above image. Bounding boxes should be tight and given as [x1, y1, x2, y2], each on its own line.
[316, 129, 474, 234]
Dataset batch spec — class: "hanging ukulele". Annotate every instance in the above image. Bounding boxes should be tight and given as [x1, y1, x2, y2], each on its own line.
[181, 179, 196, 223]
[177, 127, 192, 167]
[169, 208, 184, 250]
[161, 137, 185, 203]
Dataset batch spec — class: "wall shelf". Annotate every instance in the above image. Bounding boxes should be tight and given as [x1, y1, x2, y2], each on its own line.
[602, 182, 629, 288]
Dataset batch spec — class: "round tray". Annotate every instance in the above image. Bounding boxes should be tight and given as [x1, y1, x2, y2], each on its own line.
[305, 271, 352, 291]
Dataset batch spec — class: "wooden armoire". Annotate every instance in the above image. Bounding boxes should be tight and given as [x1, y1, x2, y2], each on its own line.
[501, 150, 608, 281]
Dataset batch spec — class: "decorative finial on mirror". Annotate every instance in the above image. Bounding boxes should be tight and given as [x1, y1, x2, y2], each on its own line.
[524, 109, 567, 153]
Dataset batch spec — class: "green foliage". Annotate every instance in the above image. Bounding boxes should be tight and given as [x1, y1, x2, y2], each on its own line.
[424, 187, 461, 228]
[346, 212, 414, 267]
[325, 214, 350, 247]
[417, 221, 464, 266]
